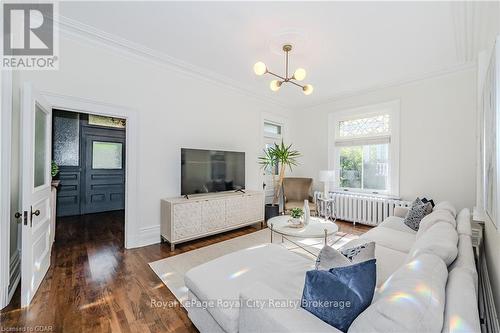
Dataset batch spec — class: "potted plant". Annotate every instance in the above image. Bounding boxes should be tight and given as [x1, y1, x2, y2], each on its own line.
[289, 207, 304, 226]
[51, 161, 59, 179]
[259, 140, 301, 221]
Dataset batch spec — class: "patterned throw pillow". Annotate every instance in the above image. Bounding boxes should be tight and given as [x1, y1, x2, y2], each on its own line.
[340, 239, 375, 263]
[403, 198, 428, 231]
[315, 240, 375, 270]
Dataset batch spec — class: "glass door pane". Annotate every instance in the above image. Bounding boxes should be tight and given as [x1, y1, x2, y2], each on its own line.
[92, 141, 123, 169]
[34, 105, 48, 187]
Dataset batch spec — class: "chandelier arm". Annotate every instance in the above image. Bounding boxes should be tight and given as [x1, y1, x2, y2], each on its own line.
[267, 71, 286, 81]
[288, 80, 305, 89]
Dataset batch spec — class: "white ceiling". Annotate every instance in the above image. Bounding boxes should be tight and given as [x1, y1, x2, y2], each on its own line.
[60, 1, 467, 108]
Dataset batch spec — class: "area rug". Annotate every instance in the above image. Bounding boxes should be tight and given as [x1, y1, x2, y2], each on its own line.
[149, 228, 359, 304]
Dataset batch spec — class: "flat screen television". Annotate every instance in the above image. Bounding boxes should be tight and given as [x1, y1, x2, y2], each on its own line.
[181, 148, 245, 195]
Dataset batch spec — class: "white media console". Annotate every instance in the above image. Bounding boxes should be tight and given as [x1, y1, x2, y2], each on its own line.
[160, 190, 265, 250]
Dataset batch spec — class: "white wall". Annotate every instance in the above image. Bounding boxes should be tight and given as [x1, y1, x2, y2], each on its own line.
[291, 68, 476, 210]
[478, 8, 500, 319]
[15, 35, 290, 247]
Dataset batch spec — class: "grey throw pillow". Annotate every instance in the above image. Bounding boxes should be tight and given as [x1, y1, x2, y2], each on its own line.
[403, 198, 429, 231]
[316, 240, 375, 270]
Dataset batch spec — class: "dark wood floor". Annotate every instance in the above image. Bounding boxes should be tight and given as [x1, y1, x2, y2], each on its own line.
[0, 211, 371, 333]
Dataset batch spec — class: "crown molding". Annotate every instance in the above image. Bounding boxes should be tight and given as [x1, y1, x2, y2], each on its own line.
[56, 15, 290, 109]
[56, 15, 477, 112]
[295, 62, 476, 111]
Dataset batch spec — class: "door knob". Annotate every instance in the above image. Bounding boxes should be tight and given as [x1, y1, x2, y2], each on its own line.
[14, 212, 22, 219]
[31, 208, 40, 219]
[30, 208, 40, 228]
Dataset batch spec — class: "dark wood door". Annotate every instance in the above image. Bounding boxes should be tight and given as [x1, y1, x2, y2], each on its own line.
[81, 127, 125, 214]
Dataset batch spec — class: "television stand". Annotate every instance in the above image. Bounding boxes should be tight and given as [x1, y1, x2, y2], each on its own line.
[161, 190, 264, 251]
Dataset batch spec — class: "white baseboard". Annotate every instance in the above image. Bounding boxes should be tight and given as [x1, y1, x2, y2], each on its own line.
[8, 250, 21, 302]
[138, 225, 161, 247]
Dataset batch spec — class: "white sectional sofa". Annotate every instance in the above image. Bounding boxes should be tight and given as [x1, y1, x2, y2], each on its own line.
[184, 202, 480, 333]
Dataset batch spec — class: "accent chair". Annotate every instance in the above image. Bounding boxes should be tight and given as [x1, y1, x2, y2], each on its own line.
[282, 177, 316, 215]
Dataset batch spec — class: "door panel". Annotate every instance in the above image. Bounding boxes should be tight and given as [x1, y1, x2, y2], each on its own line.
[20, 83, 53, 307]
[56, 167, 81, 216]
[82, 129, 125, 214]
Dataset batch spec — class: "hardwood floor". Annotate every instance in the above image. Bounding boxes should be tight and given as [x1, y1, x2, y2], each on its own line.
[0, 211, 371, 333]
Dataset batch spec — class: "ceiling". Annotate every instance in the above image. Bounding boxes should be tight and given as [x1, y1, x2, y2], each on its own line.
[60, 1, 476, 108]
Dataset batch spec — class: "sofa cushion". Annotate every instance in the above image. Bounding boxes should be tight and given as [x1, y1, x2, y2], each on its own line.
[441, 268, 481, 333]
[408, 222, 458, 266]
[378, 216, 416, 234]
[302, 259, 377, 332]
[185, 244, 313, 333]
[349, 253, 448, 333]
[360, 226, 416, 253]
[449, 234, 478, 292]
[373, 244, 408, 286]
[393, 206, 409, 218]
[239, 282, 342, 333]
[434, 201, 457, 218]
[456, 208, 472, 236]
[416, 210, 456, 239]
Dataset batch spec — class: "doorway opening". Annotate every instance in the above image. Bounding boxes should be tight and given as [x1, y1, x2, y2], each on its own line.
[52, 110, 126, 242]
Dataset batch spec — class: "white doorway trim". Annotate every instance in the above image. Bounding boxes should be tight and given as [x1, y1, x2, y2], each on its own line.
[40, 91, 140, 249]
[0, 71, 13, 309]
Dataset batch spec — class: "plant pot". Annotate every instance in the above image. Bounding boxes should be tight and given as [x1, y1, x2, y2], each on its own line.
[265, 204, 280, 221]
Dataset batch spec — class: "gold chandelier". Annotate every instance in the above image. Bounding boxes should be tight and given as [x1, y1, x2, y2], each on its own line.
[253, 44, 313, 95]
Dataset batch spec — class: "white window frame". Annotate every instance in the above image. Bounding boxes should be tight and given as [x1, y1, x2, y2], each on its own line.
[261, 113, 288, 204]
[263, 121, 283, 140]
[328, 100, 400, 197]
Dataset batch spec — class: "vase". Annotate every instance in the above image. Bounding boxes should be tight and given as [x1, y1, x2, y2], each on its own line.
[290, 217, 302, 226]
[303, 199, 311, 225]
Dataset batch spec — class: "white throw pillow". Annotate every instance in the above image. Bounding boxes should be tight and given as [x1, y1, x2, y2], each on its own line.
[408, 222, 458, 266]
[417, 210, 456, 239]
[349, 253, 448, 333]
[456, 208, 472, 236]
[434, 201, 457, 218]
[441, 268, 480, 333]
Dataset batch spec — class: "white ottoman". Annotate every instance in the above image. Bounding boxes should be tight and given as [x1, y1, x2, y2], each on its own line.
[184, 244, 314, 333]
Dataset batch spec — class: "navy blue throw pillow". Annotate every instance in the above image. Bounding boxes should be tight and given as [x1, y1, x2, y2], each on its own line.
[301, 259, 376, 332]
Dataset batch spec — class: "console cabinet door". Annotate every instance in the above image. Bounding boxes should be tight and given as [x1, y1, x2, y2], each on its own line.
[245, 194, 264, 222]
[173, 202, 201, 240]
[225, 195, 246, 227]
[201, 199, 226, 232]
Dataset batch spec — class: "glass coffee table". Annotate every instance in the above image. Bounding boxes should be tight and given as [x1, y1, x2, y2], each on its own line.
[268, 215, 339, 256]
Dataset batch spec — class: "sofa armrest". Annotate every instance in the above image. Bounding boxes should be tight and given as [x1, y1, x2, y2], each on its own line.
[239, 282, 341, 333]
[394, 206, 409, 218]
